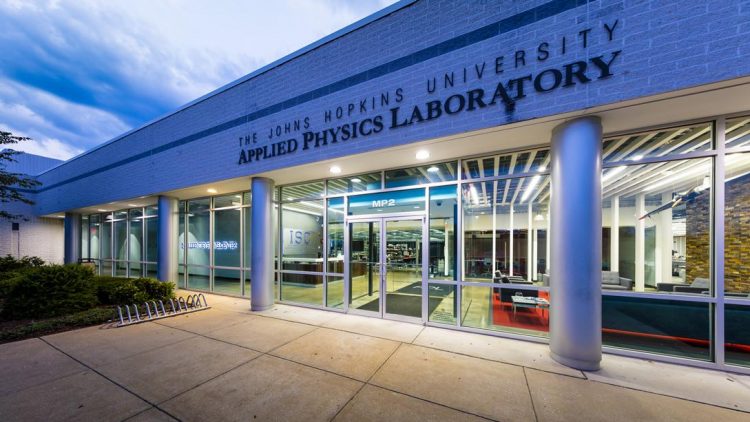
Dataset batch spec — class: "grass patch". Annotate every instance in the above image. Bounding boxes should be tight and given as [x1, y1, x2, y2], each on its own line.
[0, 306, 115, 344]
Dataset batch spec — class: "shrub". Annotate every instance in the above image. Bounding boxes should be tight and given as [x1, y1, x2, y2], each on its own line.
[93, 276, 174, 305]
[0, 255, 45, 274]
[3, 265, 97, 319]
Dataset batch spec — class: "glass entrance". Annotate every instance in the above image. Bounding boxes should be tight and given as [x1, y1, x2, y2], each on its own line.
[347, 217, 425, 321]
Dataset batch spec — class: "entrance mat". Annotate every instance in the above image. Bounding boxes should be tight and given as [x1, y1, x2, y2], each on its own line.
[357, 294, 446, 319]
[394, 282, 453, 298]
[491, 290, 550, 333]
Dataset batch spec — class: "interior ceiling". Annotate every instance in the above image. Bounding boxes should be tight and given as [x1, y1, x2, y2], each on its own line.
[60, 77, 750, 217]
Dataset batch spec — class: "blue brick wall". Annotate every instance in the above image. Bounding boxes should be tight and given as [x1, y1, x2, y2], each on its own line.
[34, 0, 750, 214]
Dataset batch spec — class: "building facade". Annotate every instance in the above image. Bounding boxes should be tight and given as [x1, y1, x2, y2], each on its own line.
[13, 0, 750, 371]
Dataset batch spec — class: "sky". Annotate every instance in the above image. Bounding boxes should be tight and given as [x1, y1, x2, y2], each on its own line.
[0, 0, 396, 160]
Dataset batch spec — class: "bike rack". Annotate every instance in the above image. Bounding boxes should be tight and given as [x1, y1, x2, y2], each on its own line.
[115, 293, 209, 327]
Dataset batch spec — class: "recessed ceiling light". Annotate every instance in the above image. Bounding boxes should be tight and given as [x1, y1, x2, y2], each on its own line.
[413, 205, 420, 209]
[351, 178, 362, 183]
[330, 165, 342, 174]
[207, 188, 218, 194]
[235, 195, 241, 198]
[127, 204, 139, 207]
[631, 154, 644, 161]
[416, 150, 430, 160]
[97, 209, 107, 212]
[427, 166, 439, 173]
[287, 197, 295, 201]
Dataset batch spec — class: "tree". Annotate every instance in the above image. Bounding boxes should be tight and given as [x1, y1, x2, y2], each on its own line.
[1, 131, 41, 220]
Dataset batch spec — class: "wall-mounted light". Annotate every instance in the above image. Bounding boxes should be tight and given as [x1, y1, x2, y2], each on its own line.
[427, 166, 440, 173]
[351, 178, 362, 183]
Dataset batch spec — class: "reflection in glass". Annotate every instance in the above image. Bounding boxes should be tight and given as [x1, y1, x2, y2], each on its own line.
[461, 148, 549, 180]
[327, 197, 345, 274]
[461, 285, 549, 337]
[726, 304, 750, 366]
[214, 208, 241, 268]
[81, 216, 89, 260]
[129, 218, 143, 263]
[385, 161, 457, 188]
[428, 283, 456, 324]
[349, 221, 380, 312]
[89, 214, 100, 260]
[101, 218, 112, 260]
[281, 201, 324, 272]
[603, 122, 711, 164]
[214, 268, 241, 296]
[282, 181, 325, 201]
[187, 265, 210, 291]
[186, 199, 210, 267]
[602, 158, 712, 293]
[328, 173, 381, 195]
[281, 273, 323, 306]
[602, 295, 710, 360]
[429, 185, 457, 281]
[145, 218, 158, 262]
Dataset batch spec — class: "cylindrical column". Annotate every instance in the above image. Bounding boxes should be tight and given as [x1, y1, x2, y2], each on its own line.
[64, 212, 81, 264]
[157, 196, 179, 284]
[251, 177, 275, 311]
[550, 116, 603, 371]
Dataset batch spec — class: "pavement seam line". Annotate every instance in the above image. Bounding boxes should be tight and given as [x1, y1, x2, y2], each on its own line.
[38, 337, 183, 422]
[120, 406, 174, 422]
[522, 367, 540, 422]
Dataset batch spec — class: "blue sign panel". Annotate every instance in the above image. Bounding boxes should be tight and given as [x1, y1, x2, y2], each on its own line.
[347, 188, 425, 216]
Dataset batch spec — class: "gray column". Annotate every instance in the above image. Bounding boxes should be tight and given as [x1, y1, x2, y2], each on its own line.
[549, 116, 603, 371]
[64, 212, 81, 264]
[157, 196, 179, 284]
[251, 177, 275, 311]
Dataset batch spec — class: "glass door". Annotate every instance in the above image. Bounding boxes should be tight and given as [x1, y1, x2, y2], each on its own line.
[347, 217, 425, 321]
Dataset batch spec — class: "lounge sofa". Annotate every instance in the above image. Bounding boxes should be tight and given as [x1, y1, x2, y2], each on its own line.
[540, 271, 633, 290]
[656, 277, 710, 294]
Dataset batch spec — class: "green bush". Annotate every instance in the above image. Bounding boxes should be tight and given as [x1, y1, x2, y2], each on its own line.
[0, 255, 45, 274]
[2, 265, 97, 319]
[93, 276, 174, 305]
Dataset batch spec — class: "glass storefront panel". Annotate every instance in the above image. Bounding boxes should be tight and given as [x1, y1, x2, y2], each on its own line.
[145, 205, 158, 216]
[101, 260, 112, 276]
[429, 185, 457, 281]
[178, 264, 185, 289]
[282, 181, 325, 201]
[187, 265, 210, 291]
[326, 276, 344, 309]
[281, 201, 324, 272]
[462, 148, 550, 180]
[243, 207, 251, 271]
[186, 199, 210, 267]
[725, 116, 750, 150]
[81, 215, 89, 260]
[461, 285, 549, 337]
[347, 189, 425, 216]
[114, 219, 127, 261]
[327, 197, 344, 274]
[603, 122, 712, 164]
[213, 208, 241, 268]
[602, 158, 712, 294]
[726, 304, 750, 367]
[214, 268, 241, 296]
[214, 193, 243, 209]
[244, 271, 251, 297]
[385, 161, 457, 188]
[281, 272, 323, 306]
[145, 217, 158, 262]
[145, 263, 157, 279]
[462, 182, 493, 281]
[129, 208, 143, 219]
[128, 262, 142, 278]
[602, 295, 711, 360]
[724, 152, 750, 298]
[327, 172, 381, 195]
[428, 283, 456, 324]
[101, 217, 112, 260]
[129, 218, 143, 263]
[89, 214, 100, 259]
[114, 261, 127, 277]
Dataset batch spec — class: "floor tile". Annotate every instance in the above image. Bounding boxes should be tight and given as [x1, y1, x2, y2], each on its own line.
[43, 322, 196, 368]
[526, 368, 750, 422]
[322, 313, 425, 343]
[414, 326, 584, 378]
[584, 354, 750, 412]
[370, 344, 535, 421]
[98, 336, 260, 403]
[155, 308, 252, 335]
[205, 314, 315, 352]
[333, 385, 487, 422]
[271, 327, 400, 381]
[0, 338, 86, 395]
[0, 370, 149, 422]
[160, 355, 362, 422]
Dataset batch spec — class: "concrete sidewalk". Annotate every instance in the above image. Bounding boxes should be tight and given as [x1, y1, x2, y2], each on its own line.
[1, 292, 748, 422]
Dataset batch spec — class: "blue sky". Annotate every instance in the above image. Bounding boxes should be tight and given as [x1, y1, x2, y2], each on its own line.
[0, 0, 395, 159]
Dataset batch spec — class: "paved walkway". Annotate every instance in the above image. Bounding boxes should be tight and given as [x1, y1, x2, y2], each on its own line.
[1, 292, 749, 422]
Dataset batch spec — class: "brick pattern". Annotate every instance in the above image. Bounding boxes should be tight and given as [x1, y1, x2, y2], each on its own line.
[724, 174, 750, 293]
[685, 193, 711, 285]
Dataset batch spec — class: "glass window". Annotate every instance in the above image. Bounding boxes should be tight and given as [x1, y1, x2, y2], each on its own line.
[327, 197, 345, 274]
[187, 265, 210, 291]
[724, 152, 750, 298]
[282, 181, 325, 201]
[429, 185, 457, 281]
[145, 205, 158, 216]
[462, 148, 549, 180]
[281, 273, 323, 306]
[462, 182, 493, 281]
[89, 214, 100, 260]
[214, 208, 241, 268]
[726, 116, 750, 150]
[114, 219, 127, 261]
[602, 158, 712, 293]
[214, 268, 241, 296]
[243, 192, 251, 205]
[101, 260, 112, 277]
[128, 218, 143, 263]
[347, 189, 425, 216]
[114, 210, 128, 220]
[461, 285, 549, 337]
[186, 199, 210, 267]
[385, 161, 457, 188]
[281, 200, 324, 272]
[326, 276, 344, 309]
[603, 122, 712, 164]
[603, 295, 710, 360]
[428, 283, 456, 324]
[214, 194, 243, 209]
[327, 172, 381, 195]
[129, 208, 143, 219]
[726, 304, 750, 367]
[145, 218, 158, 262]
[101, 216, 112, 260]
[81, 215, 89, 260]
[243, 207, 251, 269]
